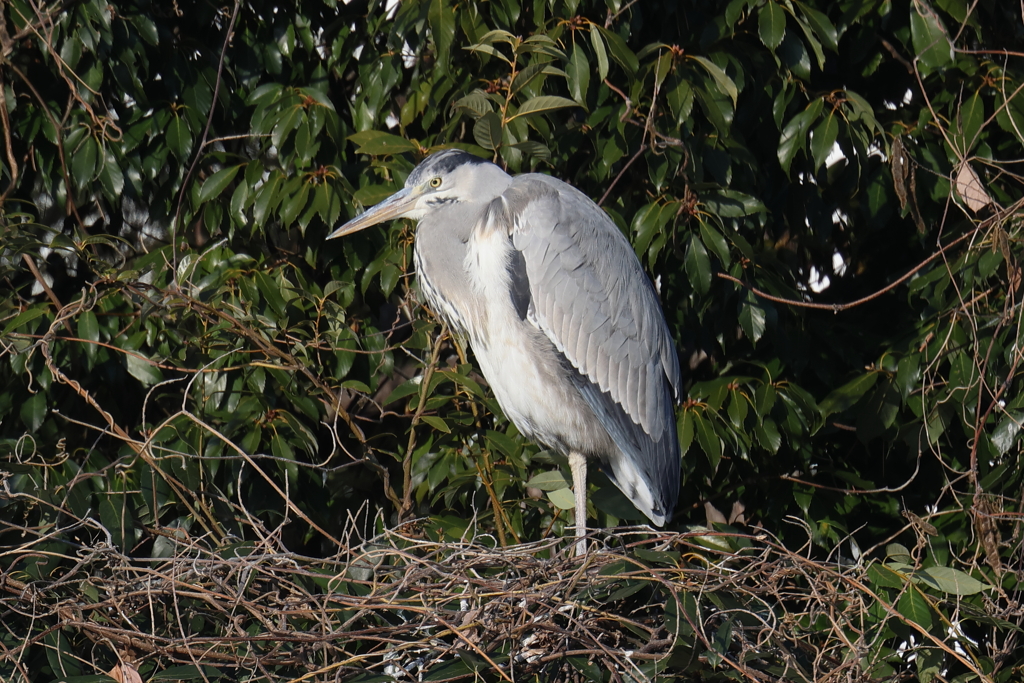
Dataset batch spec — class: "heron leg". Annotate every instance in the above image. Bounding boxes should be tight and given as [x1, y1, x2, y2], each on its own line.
[568, 451, 588, 556]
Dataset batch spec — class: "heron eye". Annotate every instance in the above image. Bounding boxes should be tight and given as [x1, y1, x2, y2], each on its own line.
[429, 177, 442, 188]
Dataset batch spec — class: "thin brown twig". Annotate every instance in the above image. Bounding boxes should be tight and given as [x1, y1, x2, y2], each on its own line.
[718, 229, 976, 311]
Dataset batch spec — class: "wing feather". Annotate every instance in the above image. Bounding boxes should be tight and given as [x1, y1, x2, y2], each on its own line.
[501, 175, 682, 518]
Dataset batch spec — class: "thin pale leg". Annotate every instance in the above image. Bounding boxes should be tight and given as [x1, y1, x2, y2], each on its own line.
[568, 451, 588, 556]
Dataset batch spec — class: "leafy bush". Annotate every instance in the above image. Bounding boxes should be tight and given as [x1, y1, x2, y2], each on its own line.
[1, 0, 1021, 680]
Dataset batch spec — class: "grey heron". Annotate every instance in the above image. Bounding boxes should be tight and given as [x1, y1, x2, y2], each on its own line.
[328, 149, 681, 555]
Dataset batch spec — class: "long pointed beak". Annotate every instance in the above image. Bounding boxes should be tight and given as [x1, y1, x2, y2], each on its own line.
[327, 186, 417, 239]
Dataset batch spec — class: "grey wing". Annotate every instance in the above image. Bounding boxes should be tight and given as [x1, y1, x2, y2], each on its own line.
[499, 175, 681, 510]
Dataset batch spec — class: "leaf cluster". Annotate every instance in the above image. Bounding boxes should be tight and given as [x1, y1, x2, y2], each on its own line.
[2, 0, 1024, 680]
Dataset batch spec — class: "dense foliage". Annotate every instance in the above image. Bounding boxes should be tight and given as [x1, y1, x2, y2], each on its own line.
[1, 0, 1022, 680]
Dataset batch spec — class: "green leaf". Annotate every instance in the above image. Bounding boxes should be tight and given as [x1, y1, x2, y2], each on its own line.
[253, 171, 284, 226]
[694, 412, 722, 470]
[230, 181, 250, 225]
[791, 12, 826, 69]
[679, 408, 695, 454]
[473, 29, 516, 47]
[868, 562, 908, 588]
[420, 415, 451, 433]
[755, 382, 776, 417]
[688, 55, 738, 107]
[739, 295, 767, 343]
[917, 566, 989, 596]
[898, 586, 933, 630]
[254, 271, 288, 318]
[2, 305, 51, 336]
[271, 433, 297, 483]
[473, 111, 503, 150]
[78, 309, 99, 363]
[508, 62, 549, 97]
[347, 130, 416, 155]
[511, 140, 551, 160]
[810, 112, 840, 170]
[567, 45, 590, 105]
[589, 26, 609, 80]
[916, 646, 943, 683]
[703, 190, 766, 217]
[566, 655, 603, 682]
[759, 1, 786, 50]
[753, 418, 782, 453]
[198, 165, 241, 204]
[548, 487, 576, 510]
[596, 26, 639, 75]
[910, 3, 953, 71]
[684, 233, 712, 295]
[995, 88, 1024, 144]
[510, 95, 579, 119]
[466, 41, 511, 64]
[819, 372, 879, 417]
[166, 114, 193, 161]
[71, 135, 99, 185]
[699, 222, 731, 264]
[77, 309, 99, 343]
[525, 470, 570, 491]
[125, 352, 164, 386]
[726, 389, 748, 428]
[778, 100, 823, 173]
[794, 1, 838, 52]
[957, 92, 985, 154]
[895, 354, 921, 399]
[99, 148, 124, 199]
[454, 91, 494, 118]
[20, 391, 46, 432]
[778, 31, 812, 80]
[271, 105, 301, 150]
[886, 543, 913, 563]
[991, 411, 1022, 455]
[631, 202, 665, 257]
[427, 0, 456, 71]
[280, 180, 311, 226]
[247, 83, 283, 105]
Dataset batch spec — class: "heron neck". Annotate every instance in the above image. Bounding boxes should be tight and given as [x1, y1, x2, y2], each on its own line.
[414, 201, 489, 334]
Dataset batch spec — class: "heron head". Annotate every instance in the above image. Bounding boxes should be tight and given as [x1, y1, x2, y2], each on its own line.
[327, 149, 508, 239]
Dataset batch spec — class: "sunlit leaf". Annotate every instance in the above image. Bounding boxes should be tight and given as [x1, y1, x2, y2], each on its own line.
[759, 1, 786, 49]
[348, 130, 417, 155]
[547, 487, 576, 510]
[596, 25, 639, 75]
[125, 352, 164, 386]
[525, 470, 570, 491]
[473, 111, 503, 149]
[428, 0, 456, 71]
[166, 115, 193, 161]
[589, 26, 609, 80]
[567, 45, 590, 105]
[688, 55, 738, 107]
[198, 166, 241, 204]
[898, 586, 933, 630]
[510, 95, 579, 119]
[916, 566, 989, 596]
[684, 233, 712, 294]
[910, 2, 953, 71]
[810, 112, 839, 170]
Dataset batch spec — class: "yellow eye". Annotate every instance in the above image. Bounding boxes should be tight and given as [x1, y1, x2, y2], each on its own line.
[429, 177, 442, 188]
